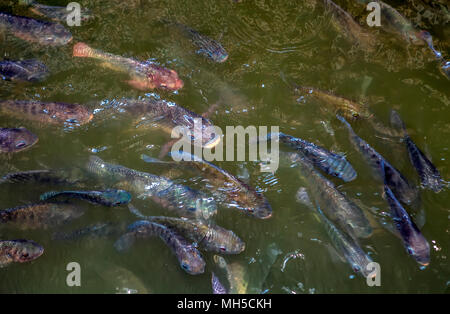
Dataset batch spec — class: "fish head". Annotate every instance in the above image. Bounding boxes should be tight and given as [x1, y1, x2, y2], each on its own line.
[104, 189, 132, 206]
[147, 66, 184, 91]
[406, 233, 430, 266]
[210, 228, 246, 254]
[53, 103, 93, 125]
[43, 24, 73, 46]
[349, 253, 374, 278]
[1, 127, 38, 153]
[244, 197, 273, 219]
[180, 246, 206, 275]
[201, 42, 228, 63]
[8, 240, 44, 263]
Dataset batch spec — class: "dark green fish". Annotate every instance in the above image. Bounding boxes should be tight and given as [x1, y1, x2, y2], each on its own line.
[115, 220, 206, 275]
[0, 100, 93, 126]
[0, 239, 44, 267]
[390, 110, 443, 193]
[0, 127, 38, 153]
[0, 202, 84, 229]
[296, 188, 374, 277]
[27, 1, 93, 23]
[0, 12, 72, 46]
[0, 169, 79, 185]
[86, 156, 217, 220]
[289, 152, 372, 239]
[116, 98, 220, 149]
[170, 22, 228, 63]
[383, 183, 430, 266]
[337, 115, 418, 205]
[0, 59, 48, 82]
[52, 222, 124, 241]
[142, 151, 272, 219]
[129, 206, 245, 254]
[274, 132, 357, 182]
[40, 189, 132, 207]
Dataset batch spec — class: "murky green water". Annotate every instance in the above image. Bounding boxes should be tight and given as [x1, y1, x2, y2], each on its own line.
[0, 0, 449, 293]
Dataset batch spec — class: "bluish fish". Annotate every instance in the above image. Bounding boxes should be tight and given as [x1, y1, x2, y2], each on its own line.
[0, 59, 48, 82]
[40, 189, 132, 207]
[0, 127, 38, 153]
[212, 272, 228, 294]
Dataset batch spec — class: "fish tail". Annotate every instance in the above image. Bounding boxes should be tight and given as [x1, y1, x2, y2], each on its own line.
[73, 42, 94, 58]
[40, 191, 60, 201]
[114, 233, 136, 252]
[389, 110, 407, 136]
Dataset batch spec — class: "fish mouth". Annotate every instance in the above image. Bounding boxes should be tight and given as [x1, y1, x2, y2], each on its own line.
[202, 134, 221, 149]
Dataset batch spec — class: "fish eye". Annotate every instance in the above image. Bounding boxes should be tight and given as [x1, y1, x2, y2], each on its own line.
[407, 247, 415, 255]
[188, 207, 196, 212]
[181, 263, 190, 271]
[219, 247, 227, 252]
[15, 141, 27, 148]
[352, 265, 360, 272]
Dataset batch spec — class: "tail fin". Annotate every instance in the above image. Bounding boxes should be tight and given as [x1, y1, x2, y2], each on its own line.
[40, 191, 60, 201]
[114, 233, 136, 252]
[389, 110, 407, 136]
[73, 42, 93, 58]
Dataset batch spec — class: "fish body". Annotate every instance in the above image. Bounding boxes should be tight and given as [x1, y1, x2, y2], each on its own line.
[289, 152, 372, 239]
[337, 115, 418, 205]
[383, 184, 430, 266]
[0, 59, 48, 82]
[0, 169, 79, 185]
[0, 203, 84, 229]
[0, 100, 93, 126]
[390, 110, 443, 193]
[172, 22, 228, 63]
[86, 156, 217, 220]
[277, 132, 356, 182]
[52, 222, 124, 241]
[323, 0, 375, 50]
[213, 255, 248, 294]
[116, 98, 220, 149]
[160, 151, 272, 218]
[293, 85, 371, 120]
[73, 42, 183, 91]
[0, 127, 38, 153]
[0, 239, 43, 267]
[144, 215, 245, 254]
[115, 220, 205, 275]
[0, 12, 72, 46]
[28, 1, 93, 23]
[212, 272, 228, 294]
[40, 189, 132, 207]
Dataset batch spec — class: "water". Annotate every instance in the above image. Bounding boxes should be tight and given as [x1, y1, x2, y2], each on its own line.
[0, 0, 449, 293]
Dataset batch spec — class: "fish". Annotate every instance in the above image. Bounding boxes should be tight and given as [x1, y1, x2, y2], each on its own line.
[0, 239, 44, 267]
[142, 151, 272, 218]
[213, 255, 248, 294]
[112, 98, 220, 149]
[212, 272, 228, 294]
[86, 156, 217, 220]
[337, 115, 418, 205]
[26, 1, 93, 24]
[0, 127, 38, 153]
[383, 183, 430, 266]
[73, 42, 183, 91]
[115, 220, 206, 275]
[0, 59, 48, 82]
[390, 110, 443, 193]
[0, 12, 72, 46]
[0, 169, 80, 185]
[52, 222, 125, 241]
[0, 202, 84, 230]
[293, 84, 371, 120]
[275, 132, 357, 182]
[323, 0, 375, 51]
[288, 152, 372, 239]
[40, 189, 132, 207]
[169, 22, 228, 63]
[295, 188, 374, 277]
[0, 100, 93, 126]
[129, 206, 245, 254]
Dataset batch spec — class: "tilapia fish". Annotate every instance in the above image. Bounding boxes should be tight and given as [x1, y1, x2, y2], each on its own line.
[213, 255, 248, 294]
[52, 222, 124, 241]
[0, 12, 72, 46]
[296, 188, 374, 277]
[40, 189, 132, 207]
[323, 0, 375, 51]
[27, 1, 93, 23]
[0, 59, 48, 82]
[0, 169, 79, 185]
[390, 110, 443, 193]
[383, 184, 430, 266]
[143, 151, 272, 218]
[0, 127, 38, 153]
[73, 42, 183, 91]
[293, 84, 371, 120]
[0, 100, 93, 126]
[276, 132, 356, 182]
[212, 272, 228, 294]
[114, 98, 220, 149]
[0, 239, 43, 267]
[131, 211, 245, 254]
[289, 152, 372, 239]
[86, 156, 217, 220]
[0, 202, 84, 229]
[115, 220, 206, 275]
[171, 22, 228, 63]
[337, 115, 418, 205]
